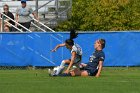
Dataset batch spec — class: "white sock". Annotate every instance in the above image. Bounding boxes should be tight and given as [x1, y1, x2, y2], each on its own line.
[55, 60, 65, 75]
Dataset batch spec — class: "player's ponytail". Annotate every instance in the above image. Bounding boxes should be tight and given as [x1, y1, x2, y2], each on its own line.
[70, 29, 78, 40]
[65, 29, 78, 46]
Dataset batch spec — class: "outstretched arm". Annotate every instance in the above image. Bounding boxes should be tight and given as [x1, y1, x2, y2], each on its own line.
[51, 43, 65, 52]
[95, 61, 103, 77]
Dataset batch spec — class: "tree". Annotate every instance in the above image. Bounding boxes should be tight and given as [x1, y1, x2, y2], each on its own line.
[55, 0, 140, 31]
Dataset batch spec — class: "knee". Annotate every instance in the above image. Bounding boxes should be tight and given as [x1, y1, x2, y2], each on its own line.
[81, 71, 89, 76]
[61, 60, 66, 64]
[60, 60, 66, 68]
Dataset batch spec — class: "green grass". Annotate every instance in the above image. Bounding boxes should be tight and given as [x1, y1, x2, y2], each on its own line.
[0, 67, 140, 93]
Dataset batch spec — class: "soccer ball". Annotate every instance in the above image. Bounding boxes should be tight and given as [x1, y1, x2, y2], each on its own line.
[53, 66, 59, 72]
[50, 66, 59, 76]
[48, 66, 59, 76]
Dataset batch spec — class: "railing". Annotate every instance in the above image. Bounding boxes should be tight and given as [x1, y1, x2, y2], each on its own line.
[0, 0, 72, 32]
[31, 17, 55, 32]
[0, 12, 55, 32]
[43, 0, 72, 26]
[1, 13, 31, 32]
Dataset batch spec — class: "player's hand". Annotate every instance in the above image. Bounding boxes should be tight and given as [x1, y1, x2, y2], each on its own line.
[95, 75, 100, 78]
[51, 49, 56, 52]
[64, 70, 69, 74]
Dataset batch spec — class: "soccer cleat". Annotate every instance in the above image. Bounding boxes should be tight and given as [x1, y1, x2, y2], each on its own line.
[48, 69, 57, 77]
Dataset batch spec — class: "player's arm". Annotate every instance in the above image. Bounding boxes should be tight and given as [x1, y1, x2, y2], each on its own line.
[65, 51, 76, 73]
[51, 43, 65, 52]
[95, 61, 103, 77]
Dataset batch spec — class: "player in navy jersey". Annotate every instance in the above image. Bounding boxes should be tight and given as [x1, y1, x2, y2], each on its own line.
[50, 30, 82, 76]
[70, 39, 105, 77]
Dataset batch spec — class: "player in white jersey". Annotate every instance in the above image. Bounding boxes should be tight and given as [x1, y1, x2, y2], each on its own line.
[51, 30, 82, 76]
[71, 43, 82, 64]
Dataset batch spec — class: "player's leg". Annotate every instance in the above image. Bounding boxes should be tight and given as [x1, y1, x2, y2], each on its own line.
[55, 59, 71, 75]
[70, 69, 89, 76]
[80, 70, 89, 76]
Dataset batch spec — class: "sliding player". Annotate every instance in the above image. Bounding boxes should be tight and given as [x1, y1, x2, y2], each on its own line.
[50, 30, 82, 76]
[70, 39, 106, 77]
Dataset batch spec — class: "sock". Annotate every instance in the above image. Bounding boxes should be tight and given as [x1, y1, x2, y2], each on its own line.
[59, 73, 72, 77]
[55, 60, 65, 75]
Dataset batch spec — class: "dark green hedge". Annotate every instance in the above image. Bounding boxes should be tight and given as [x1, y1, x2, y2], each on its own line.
[55, 0, 140, 31]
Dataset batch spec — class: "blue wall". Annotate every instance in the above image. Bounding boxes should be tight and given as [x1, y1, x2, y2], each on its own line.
[0, 32, 140, 66]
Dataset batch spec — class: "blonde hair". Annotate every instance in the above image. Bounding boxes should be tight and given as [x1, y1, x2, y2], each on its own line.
[99, 39, 106, 49]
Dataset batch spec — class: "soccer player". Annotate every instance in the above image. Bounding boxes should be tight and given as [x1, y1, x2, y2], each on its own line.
[70, 39, 105, 77]
[50, 30, 82, 76]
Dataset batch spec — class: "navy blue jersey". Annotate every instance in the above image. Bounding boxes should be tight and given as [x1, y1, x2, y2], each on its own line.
[85, 50, 105, 71]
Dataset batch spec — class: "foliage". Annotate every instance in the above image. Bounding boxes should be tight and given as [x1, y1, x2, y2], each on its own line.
[55, 0, 140, 31]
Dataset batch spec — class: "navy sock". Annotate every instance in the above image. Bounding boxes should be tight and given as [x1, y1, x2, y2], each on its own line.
[59, 73, 71, 77]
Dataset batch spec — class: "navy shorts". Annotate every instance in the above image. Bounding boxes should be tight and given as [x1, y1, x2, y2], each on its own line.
[85, 69, 98, 76]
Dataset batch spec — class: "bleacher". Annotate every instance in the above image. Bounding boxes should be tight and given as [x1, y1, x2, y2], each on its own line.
[0, 0, 71, 31]
[0, 0, 55, 15]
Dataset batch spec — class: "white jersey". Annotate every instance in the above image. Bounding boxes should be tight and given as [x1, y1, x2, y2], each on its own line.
[71, 43, 82, 63]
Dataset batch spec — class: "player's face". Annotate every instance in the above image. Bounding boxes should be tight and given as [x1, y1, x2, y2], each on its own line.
[94, 40, 101, 49]
[65, 43, 71, 49]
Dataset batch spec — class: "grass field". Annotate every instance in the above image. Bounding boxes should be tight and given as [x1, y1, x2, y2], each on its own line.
[0, 67, 140, 93]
